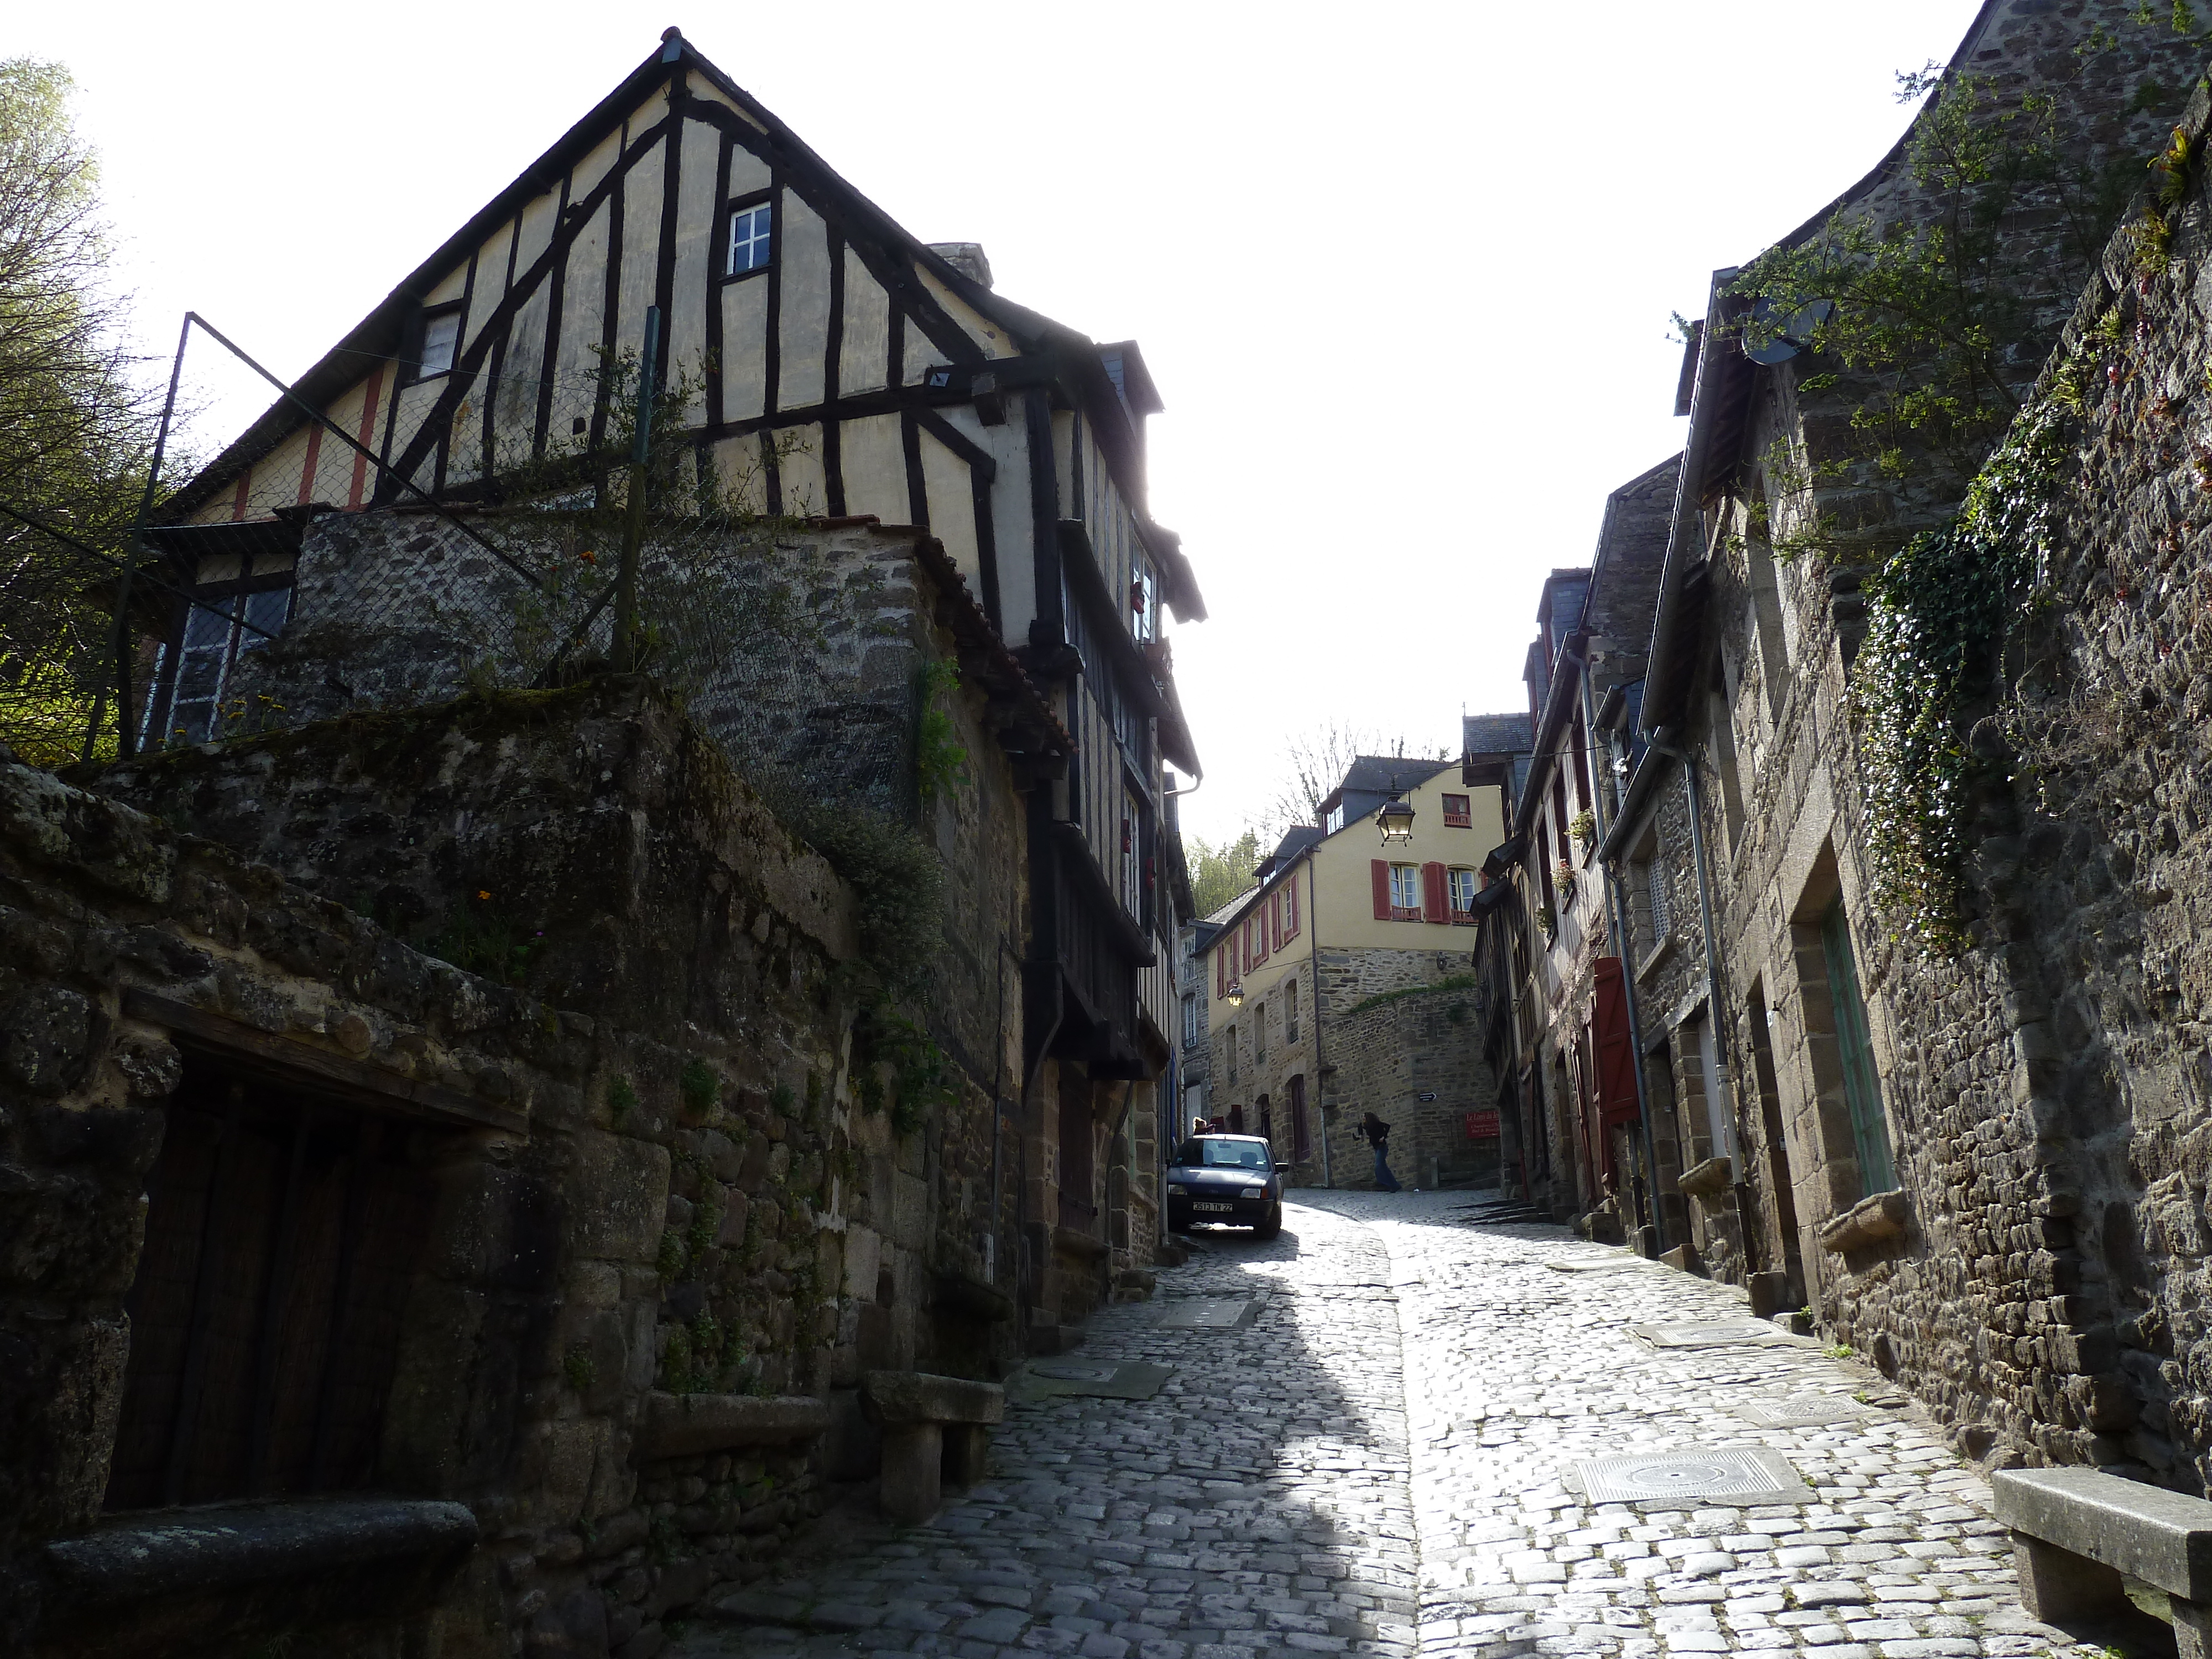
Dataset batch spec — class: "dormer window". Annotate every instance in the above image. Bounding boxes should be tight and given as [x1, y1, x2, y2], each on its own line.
[417, 309, 461, 378]
[727, 201, 772, 276]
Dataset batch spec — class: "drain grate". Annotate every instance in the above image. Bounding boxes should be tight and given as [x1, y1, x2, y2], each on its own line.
[1734, 1396, 1870, 1427]
[1629, 1318, 1791, 1348]
[1157, 1298, 1259, 1330]
[1573, 1447, 1812, 1505]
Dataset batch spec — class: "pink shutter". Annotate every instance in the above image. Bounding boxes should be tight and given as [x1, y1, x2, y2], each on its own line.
[1372, 860, 1391, 920]
[1422, 862, 1448, 924]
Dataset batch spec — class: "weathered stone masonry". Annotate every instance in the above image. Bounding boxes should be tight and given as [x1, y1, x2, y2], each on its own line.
[0, 677, 1016, 1657]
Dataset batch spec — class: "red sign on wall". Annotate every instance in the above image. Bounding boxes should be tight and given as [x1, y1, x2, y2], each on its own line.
[1464, 1110, 1500, 1140]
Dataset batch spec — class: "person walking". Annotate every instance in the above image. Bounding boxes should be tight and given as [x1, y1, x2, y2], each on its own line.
[1360, 1113, 1401, 1192]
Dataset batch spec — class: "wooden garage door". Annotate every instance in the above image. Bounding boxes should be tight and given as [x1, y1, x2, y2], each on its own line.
[105, 1062, 434, 1512]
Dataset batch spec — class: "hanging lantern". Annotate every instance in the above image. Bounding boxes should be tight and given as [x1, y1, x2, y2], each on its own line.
[1376, 793, 1415, 844]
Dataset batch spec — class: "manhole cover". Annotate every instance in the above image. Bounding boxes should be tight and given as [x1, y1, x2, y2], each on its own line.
[1573, 1447, 1811, 1505]
[1734, 1396, 1870, 1427]
[1158, 1298, 1258, 1330]
[1034, 1363, 1119, 1381]
[1629, 1319, 1791, 1348]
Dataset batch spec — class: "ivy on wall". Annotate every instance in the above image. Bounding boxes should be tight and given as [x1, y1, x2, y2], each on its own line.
[1853, 402, 2073, 954]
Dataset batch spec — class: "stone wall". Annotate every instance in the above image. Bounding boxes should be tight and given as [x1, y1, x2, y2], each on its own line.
[1318, 974, 1495, 1192]
[1647, 66, 2212, 1481]
[0, 668, 1035, 1657]
[1313, 946, 1482, 1191]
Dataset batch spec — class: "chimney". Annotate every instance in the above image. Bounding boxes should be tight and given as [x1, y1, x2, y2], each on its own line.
[927, 243, 993, 290]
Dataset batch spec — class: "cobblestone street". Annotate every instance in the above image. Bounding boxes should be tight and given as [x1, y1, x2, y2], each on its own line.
[672, 1195, 2110, 1659]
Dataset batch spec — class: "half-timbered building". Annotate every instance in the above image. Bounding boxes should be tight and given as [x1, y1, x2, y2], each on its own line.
[143, 27, 1203, 1343]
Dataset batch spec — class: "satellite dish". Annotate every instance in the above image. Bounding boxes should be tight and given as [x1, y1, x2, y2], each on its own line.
[1741, 297, 1835, 365]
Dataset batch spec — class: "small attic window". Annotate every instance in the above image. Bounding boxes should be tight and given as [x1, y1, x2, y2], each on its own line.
[727, 201, 772, 277]
[418, 310, 461, 378]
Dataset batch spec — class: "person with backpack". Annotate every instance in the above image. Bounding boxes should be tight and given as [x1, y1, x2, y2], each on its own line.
[1360, 1113, 1401, 1192]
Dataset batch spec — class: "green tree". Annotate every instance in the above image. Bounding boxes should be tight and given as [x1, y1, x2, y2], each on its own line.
[0, 59, 159, 765]
[1731, 15, 2198, 563]
[1188, 828, 1262, 919]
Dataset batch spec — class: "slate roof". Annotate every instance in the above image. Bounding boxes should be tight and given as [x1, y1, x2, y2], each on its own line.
[1333, 755, 1456, 798]
[1461, 713, 1533, 757]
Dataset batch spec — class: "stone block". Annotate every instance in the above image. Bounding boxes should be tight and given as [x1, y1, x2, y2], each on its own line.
[860, 1370, 1005, 1426]
[568, 1132, 671, 1264]
[1994, 1465, 2212, 1600]
[1818, 1188, 1907, 1254]
[2010, 1531, 2127, 1623]
[843, 1224, 881, 1300]
[943, 1422, 990, 1488]
[1661, 1243, 1702, 1274]
[879, 1421, 943, 1524]
[524, 1588, 610, 1659]
[1747, 1270, 1791, 1319]
[633, 1392, 830, 1459]
[39, 1496, 478, 1656]
[1678, 1156, 1733, 1200]
[0, 985, 100, 1095]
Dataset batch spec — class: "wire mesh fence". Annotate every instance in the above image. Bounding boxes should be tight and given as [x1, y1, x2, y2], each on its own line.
[0, 309, 925, 820]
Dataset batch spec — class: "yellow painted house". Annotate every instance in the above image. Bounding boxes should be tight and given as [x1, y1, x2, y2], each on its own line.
[1195, 742, 1522, 1189]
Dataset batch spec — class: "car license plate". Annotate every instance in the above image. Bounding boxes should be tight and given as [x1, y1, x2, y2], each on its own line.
[1193, 1202, 1235, 1213]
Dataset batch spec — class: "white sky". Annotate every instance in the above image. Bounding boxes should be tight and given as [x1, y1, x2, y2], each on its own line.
[19, 0, 1984, 844]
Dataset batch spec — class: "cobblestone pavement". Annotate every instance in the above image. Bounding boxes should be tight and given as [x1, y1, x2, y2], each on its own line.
[670, 1192, 2112, 1658]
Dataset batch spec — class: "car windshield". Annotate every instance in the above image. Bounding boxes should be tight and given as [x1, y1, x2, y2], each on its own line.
[1174, 1138, 1272, 1171]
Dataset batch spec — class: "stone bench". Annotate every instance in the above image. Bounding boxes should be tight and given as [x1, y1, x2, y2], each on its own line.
[1993, 1465, 2212, 1651]
[36, 1496, 477, 1657]
[860, 1369, 1005, 1524]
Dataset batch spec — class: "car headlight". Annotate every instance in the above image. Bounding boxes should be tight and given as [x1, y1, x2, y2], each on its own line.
[1166, 1183, 1186, 1196]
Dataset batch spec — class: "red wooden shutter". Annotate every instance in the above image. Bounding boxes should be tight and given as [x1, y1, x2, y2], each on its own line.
[1371, 860, 1391, 920]
[1216, 946, 1226, 999]
[1421, 862, 1448, 924]
[1593, 956, 1639, 1123]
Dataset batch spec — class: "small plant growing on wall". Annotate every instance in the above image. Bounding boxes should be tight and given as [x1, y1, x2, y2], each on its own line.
[679, 1058, 720, 1117]
[607, 1076, 638, 1128]
[915, 660, 971, 807]
[1553, 859, 1577, 894]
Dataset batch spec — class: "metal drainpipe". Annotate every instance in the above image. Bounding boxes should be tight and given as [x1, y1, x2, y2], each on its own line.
[1648, 728, 1732, 1109]
[1308, 852, 1332, 1190]
[1578, 670, 1667, 1253]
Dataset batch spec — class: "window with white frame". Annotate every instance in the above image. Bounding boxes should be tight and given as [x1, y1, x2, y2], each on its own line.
[152, 586, 294, 746]
[1285, 979, 1300, 1044]
[417, 310, 461, 378]
[726, 201, 773, 276]
[1326, 802, 1345, 834]
[1182, 994, 1198, 1048]
[1448, 867, 1480, 918]
[1389, 863, 1422, 914]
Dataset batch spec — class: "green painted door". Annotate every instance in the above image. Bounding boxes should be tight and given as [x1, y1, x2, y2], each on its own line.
[1821, 899, 1895, 1197]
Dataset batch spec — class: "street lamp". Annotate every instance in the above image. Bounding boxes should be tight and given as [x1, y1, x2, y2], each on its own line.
[1225, 980, 1245, 1007]
[1376, 785, 1415, 845]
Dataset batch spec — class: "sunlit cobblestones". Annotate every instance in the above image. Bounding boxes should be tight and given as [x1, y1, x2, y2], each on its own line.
[672, 1193, 2103, 1658]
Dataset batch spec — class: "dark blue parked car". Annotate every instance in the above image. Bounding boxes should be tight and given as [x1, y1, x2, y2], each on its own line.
[1165, 1134, 1282, 1239]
